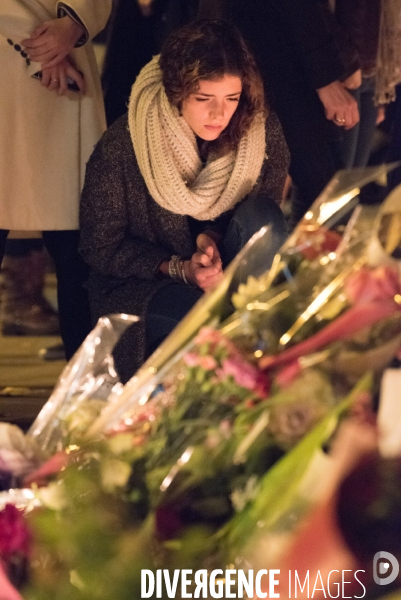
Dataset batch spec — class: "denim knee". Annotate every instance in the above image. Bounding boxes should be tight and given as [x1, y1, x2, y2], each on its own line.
[221, 195, 288, 266]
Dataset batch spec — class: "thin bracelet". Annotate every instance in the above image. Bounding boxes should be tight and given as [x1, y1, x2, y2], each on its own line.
[168, 255, 182, 281]
[180, 259, 190, 285]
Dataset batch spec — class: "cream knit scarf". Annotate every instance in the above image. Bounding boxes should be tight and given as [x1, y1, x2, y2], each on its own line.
[128, 56, 266, 221]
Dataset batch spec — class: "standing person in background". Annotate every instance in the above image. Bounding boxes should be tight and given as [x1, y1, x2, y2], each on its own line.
[101, 0, 167, 127]
[329, 0, 380, 169]
[0, 0, 111, 359]
[332, 0, 401, 169]
[198, 0, 360, 226]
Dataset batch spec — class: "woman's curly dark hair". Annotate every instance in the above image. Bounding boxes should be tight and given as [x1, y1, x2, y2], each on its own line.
[159, 19, 267, 155]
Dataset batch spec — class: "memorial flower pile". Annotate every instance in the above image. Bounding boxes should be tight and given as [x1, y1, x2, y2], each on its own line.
[0, 169, 400, 599]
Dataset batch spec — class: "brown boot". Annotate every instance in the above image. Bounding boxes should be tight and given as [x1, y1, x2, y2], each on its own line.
[0, 250, 60, 336]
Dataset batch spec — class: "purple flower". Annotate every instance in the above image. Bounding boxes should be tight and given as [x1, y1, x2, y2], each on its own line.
[0, 505, 31, 561]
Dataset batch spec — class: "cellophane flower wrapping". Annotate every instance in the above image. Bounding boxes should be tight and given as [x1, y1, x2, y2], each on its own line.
[0, 424, 43, 492]
[16, 171, 401, 598]
[26, 314, 139, 456]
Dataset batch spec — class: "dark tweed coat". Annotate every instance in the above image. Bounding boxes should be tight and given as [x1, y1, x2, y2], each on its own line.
[79, 112, 289, 382]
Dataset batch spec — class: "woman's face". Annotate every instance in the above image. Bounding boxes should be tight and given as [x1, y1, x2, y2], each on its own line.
[181, 75, 242, 141]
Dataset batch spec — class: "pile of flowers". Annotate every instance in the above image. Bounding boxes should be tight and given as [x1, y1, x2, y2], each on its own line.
[0, 169, 400, 599]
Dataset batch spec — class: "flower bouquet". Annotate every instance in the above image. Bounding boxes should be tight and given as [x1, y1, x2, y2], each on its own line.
[15, 347, 371, 599]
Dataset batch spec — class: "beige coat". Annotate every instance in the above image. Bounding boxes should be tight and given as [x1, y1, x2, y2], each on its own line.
[0, 0, 111, 230]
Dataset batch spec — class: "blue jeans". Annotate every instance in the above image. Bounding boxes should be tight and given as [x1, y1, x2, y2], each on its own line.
[146, 195, 287, 355]
[337, 77, 378, 169]
[386, 83, 401, 192]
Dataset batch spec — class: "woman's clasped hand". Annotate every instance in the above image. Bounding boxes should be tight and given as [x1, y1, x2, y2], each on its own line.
[21, 14, 86, 95]
[22, 15, 84, 68]
[40, 57, 85, 94]
[186, 233, 224, 291]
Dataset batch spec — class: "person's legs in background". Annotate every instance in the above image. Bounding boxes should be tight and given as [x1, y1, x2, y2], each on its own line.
[42, 230, 92, 360]
[0, 236, 59, 336]
[337, 87, 362, 169]
[385, 83, 401, 192]
[337, 77, 378, 169]
[352, 78, 378, 168]
[0, 229, 8, 264]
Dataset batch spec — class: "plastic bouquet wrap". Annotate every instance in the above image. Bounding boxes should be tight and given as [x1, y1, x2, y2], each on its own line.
[2, 168, 401, 600]
[0, 314, 138, 496]
[0, 424, 43, 492]
[26, 314, 138, 456]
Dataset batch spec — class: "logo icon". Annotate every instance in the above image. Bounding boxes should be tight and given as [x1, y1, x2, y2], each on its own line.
[373, 552, 399, 586]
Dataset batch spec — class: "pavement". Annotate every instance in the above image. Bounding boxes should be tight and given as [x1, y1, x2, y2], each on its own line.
[0, 273, 65, 431]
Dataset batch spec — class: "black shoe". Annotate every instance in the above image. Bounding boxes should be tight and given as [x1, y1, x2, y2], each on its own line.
[38, 343, 66, 361]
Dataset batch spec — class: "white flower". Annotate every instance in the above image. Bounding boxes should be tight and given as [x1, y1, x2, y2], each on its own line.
[37, 481, 68, 510]
[267, 369, 335, 450]
[101, 458, 131, 492]
[231, 476, 260, 512]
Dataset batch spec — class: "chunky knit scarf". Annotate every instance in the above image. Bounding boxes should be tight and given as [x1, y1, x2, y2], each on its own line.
[128, 56, 266, 221]
[375, 0, 401, 104]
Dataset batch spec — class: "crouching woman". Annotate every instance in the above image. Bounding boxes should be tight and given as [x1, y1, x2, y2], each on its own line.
[79, 19, 289, 382]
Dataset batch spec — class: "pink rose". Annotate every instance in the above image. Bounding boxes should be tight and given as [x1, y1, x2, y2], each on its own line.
[221, 357, 270, 398]
[184, 352, 217, 371]
[194, 327, 239, 356]
[194, 327, 222, 345]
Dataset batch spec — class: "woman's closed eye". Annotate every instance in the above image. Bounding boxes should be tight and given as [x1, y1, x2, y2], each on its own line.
[194, 96, 241, 102]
